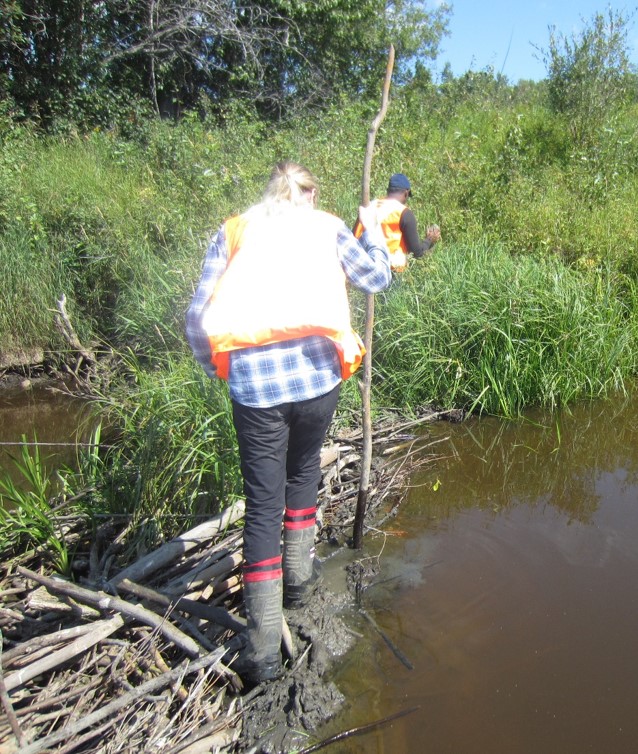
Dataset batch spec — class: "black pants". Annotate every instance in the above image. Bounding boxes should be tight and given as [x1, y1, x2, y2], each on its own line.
[232, 384, 340, 568]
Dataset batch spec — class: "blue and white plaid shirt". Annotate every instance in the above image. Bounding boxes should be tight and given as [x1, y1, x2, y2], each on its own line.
[186, 215, 391, 407]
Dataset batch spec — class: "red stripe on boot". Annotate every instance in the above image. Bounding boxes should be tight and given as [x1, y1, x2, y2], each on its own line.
[285, 520, 315, 530]
[284, 506, 316, 529]
[284, 506, 316, 519]
[243, 556, 282, 582]
[244, 568, 283, 583]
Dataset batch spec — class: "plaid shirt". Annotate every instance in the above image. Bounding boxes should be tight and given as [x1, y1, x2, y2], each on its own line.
[185, 214, 391, 407]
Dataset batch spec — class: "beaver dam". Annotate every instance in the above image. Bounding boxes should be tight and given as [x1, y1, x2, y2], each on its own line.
[0, 408, 458, 754]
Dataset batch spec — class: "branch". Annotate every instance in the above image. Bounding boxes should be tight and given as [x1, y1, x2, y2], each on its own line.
[17, 640, 241, 754]
[109, 500, 245, 586]
[17, 567, 202, 658]
[0, 629, 26, 748]
[353, 44, 395, 550]
[3, 616, 124, 693]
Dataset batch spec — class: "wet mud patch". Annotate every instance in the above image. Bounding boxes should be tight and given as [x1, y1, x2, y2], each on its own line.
[239, 589, 355, 753]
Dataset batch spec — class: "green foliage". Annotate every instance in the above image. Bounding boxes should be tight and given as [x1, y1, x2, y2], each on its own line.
[0, 226, 69, 358]
[372, 243, 638, 417]
[539, 8, 635, 145]
[1, 0, 450, 129]
[3, 61, 638, 557]
[0, 439, 71, 573]
[3, 86, 638, 377]
[92, 352, 243, 547]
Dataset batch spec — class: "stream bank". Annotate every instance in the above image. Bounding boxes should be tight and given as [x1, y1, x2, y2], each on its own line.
[0, 396, 453, 754]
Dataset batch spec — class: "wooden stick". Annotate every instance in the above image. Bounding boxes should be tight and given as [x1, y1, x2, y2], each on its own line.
[54, 293, 96, 370]
[360, 608, 413, 670]
[165, 550, 243, 595]
[353, 44, 395, 550]
[108, 500, 245, 586]
[0, 629, 27, 748]
[17, 566, 202, 658]
[4, 615, 124, 693]
[17, 640, 241, 754]
[360, 44, 396, 208]
[116, 578, 246, 633]
[297, 704, 420, 753]
[2, 621, 102, 667]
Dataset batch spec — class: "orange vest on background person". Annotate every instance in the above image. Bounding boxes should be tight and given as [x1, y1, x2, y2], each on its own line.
[202, 203, 366, 381]
[354, 198, 408, 272]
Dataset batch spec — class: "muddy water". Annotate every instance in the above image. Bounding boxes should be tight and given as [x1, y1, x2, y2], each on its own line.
[0, 381, 96, 490]
[3, 382, 638, 752]
[320, 391, 638, 754]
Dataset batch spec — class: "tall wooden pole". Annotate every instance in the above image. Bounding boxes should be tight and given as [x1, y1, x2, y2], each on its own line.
[352, 44, 395, 550]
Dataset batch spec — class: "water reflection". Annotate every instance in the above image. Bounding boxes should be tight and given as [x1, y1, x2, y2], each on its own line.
[425, 394, 638, 526]
[321, 390, 638, 754]
[0, 381, 95, 490]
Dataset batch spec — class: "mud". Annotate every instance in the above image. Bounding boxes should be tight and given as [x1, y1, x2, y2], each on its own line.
[238, 588, 356, 753]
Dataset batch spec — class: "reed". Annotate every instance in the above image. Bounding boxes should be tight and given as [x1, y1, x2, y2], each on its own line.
[372, 242, 638, 417]
[0, 438, 72, 573]
[92, 351, 243, 545]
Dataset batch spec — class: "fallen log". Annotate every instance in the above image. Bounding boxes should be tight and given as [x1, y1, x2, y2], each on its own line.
[108, 501, 245, 587]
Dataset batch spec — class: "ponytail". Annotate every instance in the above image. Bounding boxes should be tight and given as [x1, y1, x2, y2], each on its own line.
[262, 161, 319, 209]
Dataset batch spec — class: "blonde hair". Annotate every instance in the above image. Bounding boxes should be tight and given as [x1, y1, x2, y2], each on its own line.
[262, 161, 319, 209]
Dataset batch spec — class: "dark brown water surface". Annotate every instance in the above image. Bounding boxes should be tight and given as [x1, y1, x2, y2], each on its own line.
[320, 392, 638, 754]
[3, 383, 638, 752]
[0, 381, 95, 490]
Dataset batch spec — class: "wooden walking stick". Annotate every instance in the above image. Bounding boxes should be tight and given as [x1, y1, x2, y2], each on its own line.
[353, 44, 395, 550]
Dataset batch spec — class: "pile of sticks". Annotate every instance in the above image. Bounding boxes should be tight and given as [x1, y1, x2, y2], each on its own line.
[0, 410, 451, 754]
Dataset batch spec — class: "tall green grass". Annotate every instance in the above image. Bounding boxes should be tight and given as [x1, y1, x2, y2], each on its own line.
[3, 96, 638, 363]
[372, 242, 638, 417]
[0, 431, 105, 573]
[0, 228, 70, 359]
[92, 351, 243, 546]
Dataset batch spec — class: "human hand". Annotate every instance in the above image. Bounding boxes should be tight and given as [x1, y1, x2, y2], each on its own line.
[426, 224, 441, 244]
[358, 204, 378, 232]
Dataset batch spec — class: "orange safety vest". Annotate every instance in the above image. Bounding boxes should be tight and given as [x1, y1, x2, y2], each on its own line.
[202, 204, 365, 381]
[354, 198, 408, 272]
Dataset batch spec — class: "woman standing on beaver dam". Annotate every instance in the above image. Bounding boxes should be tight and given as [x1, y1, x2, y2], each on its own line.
[186, 161, 391, 685]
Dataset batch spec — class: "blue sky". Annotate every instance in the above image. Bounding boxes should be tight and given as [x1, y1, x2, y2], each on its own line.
[433, 1, 638, 82]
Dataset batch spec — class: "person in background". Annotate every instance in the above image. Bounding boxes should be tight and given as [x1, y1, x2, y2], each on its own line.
[185, 161, 391, 686]
[354, 172, 441, 272]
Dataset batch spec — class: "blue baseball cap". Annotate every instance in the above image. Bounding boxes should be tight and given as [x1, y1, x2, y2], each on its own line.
[387, 173, 412, 196]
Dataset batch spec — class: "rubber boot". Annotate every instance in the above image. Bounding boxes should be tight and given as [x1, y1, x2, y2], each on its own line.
[283, 507, 323, 609]
[235, 575, 283, 686]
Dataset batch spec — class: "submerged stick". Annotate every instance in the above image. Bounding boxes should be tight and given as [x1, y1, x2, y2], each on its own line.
[297, 704, 420, 754]
[360, 608, 413, 670]
[353, 43, 395, 550]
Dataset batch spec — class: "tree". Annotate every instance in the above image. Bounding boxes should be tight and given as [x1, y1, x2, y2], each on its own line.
[0, 1, 107, 125]
[0, 0, 451, 128]
[538, 8, 635, 144]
